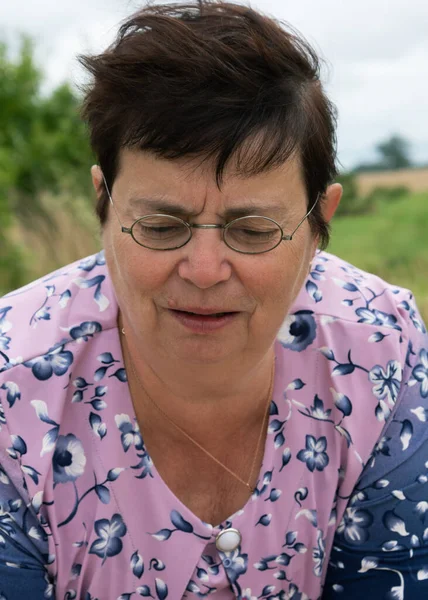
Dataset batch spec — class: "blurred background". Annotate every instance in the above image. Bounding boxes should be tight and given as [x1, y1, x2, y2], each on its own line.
[1, 0, 427, 319]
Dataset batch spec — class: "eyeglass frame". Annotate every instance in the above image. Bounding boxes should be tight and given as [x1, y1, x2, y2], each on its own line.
[101, 173, 321, 255]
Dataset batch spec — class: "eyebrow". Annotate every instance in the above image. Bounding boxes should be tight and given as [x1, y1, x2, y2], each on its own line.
[128, 196, 289, 218]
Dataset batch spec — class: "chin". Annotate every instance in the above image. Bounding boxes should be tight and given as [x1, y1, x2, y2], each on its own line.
[165, 336, 241, 365]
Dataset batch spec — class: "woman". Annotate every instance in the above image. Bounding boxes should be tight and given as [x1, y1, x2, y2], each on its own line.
[0, 1, 427, 599]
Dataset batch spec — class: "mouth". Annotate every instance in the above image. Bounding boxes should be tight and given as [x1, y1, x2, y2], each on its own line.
[168, 308, 240, 332]
[173, 310, 235, 318]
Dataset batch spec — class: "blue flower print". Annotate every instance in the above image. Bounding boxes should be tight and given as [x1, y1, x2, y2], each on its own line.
[409, 308, 426, 333]
[399, 299, 427, 333]
[307, 395, 332, 420]
[0, 381, 21, 408]
[34, 306, 51, 322]
[306, 280, 323, 303]
[115, 414, 143, 452]
[59, 289, 72, 309]
[0, 509, 15, 540]
[151, 510, 210, 542]
[78, 251, 106, 272]
[277, 310, 317, 352]
[0, 402, 6, 428]
[313, 529, 325, 577]
[70, 321, 102, 342]
[281, 583, 307, 600]
[368, 435, 391, 467]
[0, 306, 12, 353]
[411, 349, 428, 398]
[53, 434, 87, 484]
[336, 507, 373, 545]
[24, 344, 73, 381]
[0, 330, 11, 353]
[355, 307, 402, 330]
[89, 513, 127, 564]
[72, 275, 110, 312]
[132, 449, 154, 480]
[221, 548, 248, 585]
[369, 360, 402, 405]
[297, 435, 329, 472]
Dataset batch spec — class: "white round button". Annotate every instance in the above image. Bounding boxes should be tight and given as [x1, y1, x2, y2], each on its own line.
[215, 528, 242, 552]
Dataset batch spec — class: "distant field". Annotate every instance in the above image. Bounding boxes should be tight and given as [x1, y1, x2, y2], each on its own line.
[356, 167, 428, 195]
[329, 192, 428, 324]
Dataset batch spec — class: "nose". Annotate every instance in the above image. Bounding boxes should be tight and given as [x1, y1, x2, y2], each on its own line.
[177, 228, 232, 289]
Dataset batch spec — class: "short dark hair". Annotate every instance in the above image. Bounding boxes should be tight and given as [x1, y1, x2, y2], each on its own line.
[79, 0, 338, 249]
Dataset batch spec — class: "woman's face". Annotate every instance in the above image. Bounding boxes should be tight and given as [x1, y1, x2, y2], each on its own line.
[96, 149, 340, 366]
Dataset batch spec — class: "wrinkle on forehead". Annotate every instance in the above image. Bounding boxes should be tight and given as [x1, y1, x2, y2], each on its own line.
[177, 142, 303, 190]
[117, 147, 306, 218]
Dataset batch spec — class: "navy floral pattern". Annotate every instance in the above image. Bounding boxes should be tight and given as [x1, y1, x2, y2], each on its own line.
[297, 435, 329, 472]
[410, 349, 428, 397]
[0, 250, 427, 600]
[24, 344, 74, 381]
[89, 514, 127, 564]
[335, 507, 373, 545]
[53, 434, 87, 484]
[277, 310, 317, 352]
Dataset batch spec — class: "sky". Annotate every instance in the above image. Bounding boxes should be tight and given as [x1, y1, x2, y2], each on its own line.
[1, 0, 428, 170]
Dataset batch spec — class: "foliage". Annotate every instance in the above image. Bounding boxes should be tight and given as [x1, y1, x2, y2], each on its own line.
[364, 185, 410, 206]
[335, 172, 410, 217]
[335, 172, 373, 216]
[354, 134, 413, 172]
[0, 36, 94, 291]
[376, 135, 412, 170]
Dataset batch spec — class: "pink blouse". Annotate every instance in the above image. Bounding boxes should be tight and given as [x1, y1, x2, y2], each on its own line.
[0, 250, 427, 600]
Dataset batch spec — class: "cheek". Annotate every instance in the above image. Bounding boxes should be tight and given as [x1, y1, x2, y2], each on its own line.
[130, 259, 172, 293]
[254, 243, 310, 308]
[103, 230, 175, 299]
[239, 256, 298, 311]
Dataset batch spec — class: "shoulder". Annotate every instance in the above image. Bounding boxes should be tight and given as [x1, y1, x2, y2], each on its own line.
[0, 251, 118, 374]
[275, 251, 427, 459]
[281, 250, 426, 350]
[319, 257, 428, 599]
[0, 252, 123, 527]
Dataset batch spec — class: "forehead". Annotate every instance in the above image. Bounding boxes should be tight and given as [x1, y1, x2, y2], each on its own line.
[115, 148, 307, 213]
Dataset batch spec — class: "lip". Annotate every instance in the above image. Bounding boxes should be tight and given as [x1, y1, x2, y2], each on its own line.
[168, 308, 239, 333]
[172, 307, 238, 315]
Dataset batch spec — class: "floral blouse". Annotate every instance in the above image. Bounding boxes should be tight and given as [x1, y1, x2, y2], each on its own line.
[0, 250, 428, 600]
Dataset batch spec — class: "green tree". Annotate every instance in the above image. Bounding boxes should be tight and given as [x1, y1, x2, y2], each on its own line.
[0, 37, 40, 288]
[354, 134, 413, 173]
[376, 135, 412, 170]
[0, 37, 94, 292]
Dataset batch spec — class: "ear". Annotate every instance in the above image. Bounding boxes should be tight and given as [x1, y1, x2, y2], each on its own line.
[322, 182, 342, 223]
[309, 183, 343, 257]
[91, 165, 104, 200]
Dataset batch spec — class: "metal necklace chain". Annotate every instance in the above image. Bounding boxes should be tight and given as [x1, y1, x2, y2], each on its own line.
[120, 326, 274, 493]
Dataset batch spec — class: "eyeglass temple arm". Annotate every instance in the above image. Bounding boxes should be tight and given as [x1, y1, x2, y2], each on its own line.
[101, 171, 129, 231]
[283, 193, 321, 241]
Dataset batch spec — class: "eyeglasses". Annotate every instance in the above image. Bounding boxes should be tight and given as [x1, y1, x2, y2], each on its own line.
[102, 174, 320, 255]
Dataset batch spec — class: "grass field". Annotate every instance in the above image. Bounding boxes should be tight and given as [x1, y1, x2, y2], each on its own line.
[329, 191, 428, 322]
